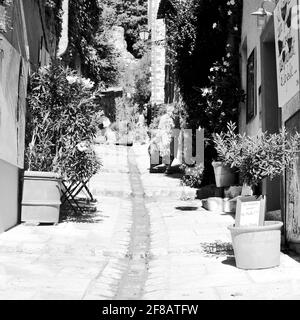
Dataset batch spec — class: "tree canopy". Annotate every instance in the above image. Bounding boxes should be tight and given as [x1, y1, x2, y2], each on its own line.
[101, 0, 148, 58]
[63, 0, 119, 87]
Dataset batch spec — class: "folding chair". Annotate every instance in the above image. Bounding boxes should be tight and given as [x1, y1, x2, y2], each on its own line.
[61, 176, 95, 215]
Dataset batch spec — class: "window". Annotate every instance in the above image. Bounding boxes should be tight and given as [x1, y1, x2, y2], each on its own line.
[165, 63, 175, 104]
[246, 49, 257, 122]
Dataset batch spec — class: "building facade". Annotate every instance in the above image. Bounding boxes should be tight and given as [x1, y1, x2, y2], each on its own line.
[0, 0, 58, 232]
[148, 0, 167, 105]
[240, 0, 300, 249]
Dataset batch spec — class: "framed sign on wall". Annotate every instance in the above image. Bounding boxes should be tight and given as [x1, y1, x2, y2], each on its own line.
[274, 0, 300, 108]
[235, 196, 266, 228]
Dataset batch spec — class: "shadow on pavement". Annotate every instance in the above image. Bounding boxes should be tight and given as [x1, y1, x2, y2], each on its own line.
[60, 199, 103, 224]
[201, 241, 234, 257]
[221, 256, 237, 267]
[176, 206, 199, 211]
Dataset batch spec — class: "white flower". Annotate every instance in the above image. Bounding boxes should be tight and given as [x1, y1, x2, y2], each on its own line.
[201, 88, 212, 97]
[227, 0, 235, 5]
[66, 75, 78, 85]
[212, 23, 217, 29]
[76, 142, 89, 152]
[66, 75, 94, 89]
[81, 78, 94, 89]
[102, 117, 111, 128]
[228, 10, 232, 16]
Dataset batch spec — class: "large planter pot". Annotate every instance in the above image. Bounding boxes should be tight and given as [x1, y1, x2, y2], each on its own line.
[21, 171, 62, 224]
[212, 161, 236, 187]
[228, 221, 283, 270]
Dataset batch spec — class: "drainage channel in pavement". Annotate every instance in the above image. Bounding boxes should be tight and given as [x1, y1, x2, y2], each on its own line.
[114, 147, 151, 300]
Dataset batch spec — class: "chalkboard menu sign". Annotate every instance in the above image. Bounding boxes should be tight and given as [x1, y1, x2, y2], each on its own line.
[235, 196, 266, 228]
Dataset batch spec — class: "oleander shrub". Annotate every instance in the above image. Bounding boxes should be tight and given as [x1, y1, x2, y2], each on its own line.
[25, 62, 102, 181]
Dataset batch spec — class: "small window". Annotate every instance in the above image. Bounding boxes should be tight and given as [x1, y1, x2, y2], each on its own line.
[246, 49, 257, 122]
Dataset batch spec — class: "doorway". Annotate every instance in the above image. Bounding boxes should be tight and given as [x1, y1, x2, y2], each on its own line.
[260, 17, 281, 213]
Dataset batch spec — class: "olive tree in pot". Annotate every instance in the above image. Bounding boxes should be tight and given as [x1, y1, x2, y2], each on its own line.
[212, 123, 239, 188]
[23, 62, 102, 224]
[214, 122, 300, 269]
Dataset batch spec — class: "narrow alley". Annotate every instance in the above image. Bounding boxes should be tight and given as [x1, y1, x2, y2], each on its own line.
[0, 144, 300, 300]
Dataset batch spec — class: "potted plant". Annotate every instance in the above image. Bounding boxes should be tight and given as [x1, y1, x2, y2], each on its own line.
[211, 161, 237, 188]
[212, 122, 239, 188]
[215, 123, 299, 194]
[23, 62, 102, 224]
[149, 108, 175, 173]
[180, 163, 204, 189]
[214, 122, 300, 269]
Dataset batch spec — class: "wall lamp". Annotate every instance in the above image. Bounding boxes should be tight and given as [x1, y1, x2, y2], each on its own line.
[251, 0, 277, 28]
[139, 26, 150, 42]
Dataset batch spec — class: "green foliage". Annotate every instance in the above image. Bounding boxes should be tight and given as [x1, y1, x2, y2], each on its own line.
[100, 0, 148, 58]
[45, 0, 63, 45]
[201, 43, 245, 134]
[150, 107, 175, 157]
[55, 141, 101, 182]
[165, 0, 243, 133]
[149, 104, 168, 131]
[132, 51, 151, 112]
[214, 122, 300, 186]
[109, 96, 137, 143]
[181, 164, 204, 188]
[25, 62, 102, 182]
[213, 122, 242, 164]
[115, 96, 138, 128]
[64, 0, 119, 87]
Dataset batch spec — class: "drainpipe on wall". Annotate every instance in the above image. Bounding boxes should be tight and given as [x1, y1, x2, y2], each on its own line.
[57, 0, 69, 57]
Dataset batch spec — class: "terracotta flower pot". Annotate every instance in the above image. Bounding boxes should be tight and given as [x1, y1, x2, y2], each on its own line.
[212, 161, 236, 187]
[21, 171, 62, 224]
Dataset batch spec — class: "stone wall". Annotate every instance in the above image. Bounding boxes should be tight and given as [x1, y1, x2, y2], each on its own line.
[148, 0, 166, 105]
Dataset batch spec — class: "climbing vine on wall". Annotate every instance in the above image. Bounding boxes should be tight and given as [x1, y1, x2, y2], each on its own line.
[165, 0, 244, 135]
[44, 0, 63, 46]
[99, 0, 148, 58]
[63, 0, 119, 87]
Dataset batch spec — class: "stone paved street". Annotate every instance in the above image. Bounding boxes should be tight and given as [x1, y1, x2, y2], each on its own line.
[0, 144, 300, 300]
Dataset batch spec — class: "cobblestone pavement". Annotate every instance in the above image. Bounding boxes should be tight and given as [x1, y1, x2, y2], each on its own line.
[0, 144, 300, 300]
